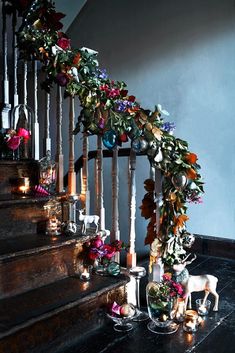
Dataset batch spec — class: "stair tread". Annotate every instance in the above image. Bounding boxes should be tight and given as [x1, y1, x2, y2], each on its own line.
[0, 273, 128, 337]
[0, 231, 96, 260]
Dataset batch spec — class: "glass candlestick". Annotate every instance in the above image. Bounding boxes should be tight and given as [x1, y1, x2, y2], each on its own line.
[129, 266, 149, 321]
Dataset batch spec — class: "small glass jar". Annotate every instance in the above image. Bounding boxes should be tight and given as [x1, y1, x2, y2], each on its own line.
[183, 310, 199, 333]
[196, 299, 211, 316]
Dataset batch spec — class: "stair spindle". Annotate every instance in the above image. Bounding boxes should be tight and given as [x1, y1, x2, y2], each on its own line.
[68, 95, 76, 196]
[96, 135, 105, 230]
[33, 60, 39, 160]
[127, 149, 137, 268]
[80, 133, 90, 213]
[55, 85, 64, 193]
[111, 146, 120, 263]
[44, 92, 51, 154]
[12, 7, 18, 117]
[154, 167, 163, 235]
[0, 0, 11, 129]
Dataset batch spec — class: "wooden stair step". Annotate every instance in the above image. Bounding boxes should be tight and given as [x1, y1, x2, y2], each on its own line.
[0, 195, 56, 239]
[0, 231, 96, 299]
[0, 273, 129, 353]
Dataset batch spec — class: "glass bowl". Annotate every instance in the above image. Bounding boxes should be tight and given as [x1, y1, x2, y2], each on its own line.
[107, 304, 140, 332]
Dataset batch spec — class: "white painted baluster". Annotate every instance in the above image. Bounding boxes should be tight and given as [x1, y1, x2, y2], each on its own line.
[33, 60, 40, 160]
[94, 156, 98, 215]
[44, 92, 51, 154]
[111, 146, 120, 263]
[154, 167, 162, 235]
[127, 150, 137, 268]
[68, 95, 76, 196]
[150, 167, 164, 282]
[1, 0, 11, 129]
[80, 133, 90, 213]
[23, 62, 27, 107]
[12, 8, 18, 117]
[55, 85, 64, 193]
[97, 135, 105, 230]
[149, 165, 155, 181]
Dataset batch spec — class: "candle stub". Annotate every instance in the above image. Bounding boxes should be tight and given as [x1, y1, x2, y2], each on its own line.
[80, 268, 90, 281]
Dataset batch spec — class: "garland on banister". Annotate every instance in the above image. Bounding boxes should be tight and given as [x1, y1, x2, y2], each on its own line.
[10, 0, 204, 266]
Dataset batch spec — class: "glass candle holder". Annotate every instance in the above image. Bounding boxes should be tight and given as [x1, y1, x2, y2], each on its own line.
[196, 299, 211, 316]
[78, 265, 92, 281]
[183, 310, 199, 333]
[175, 297, 186, 322]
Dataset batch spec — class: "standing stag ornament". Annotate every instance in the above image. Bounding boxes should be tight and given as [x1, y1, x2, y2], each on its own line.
[172, 254, 219, 312]
[78, 209, 99, 233]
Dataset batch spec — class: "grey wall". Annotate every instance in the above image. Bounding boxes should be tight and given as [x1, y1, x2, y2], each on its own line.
[65, 0, 235, 255]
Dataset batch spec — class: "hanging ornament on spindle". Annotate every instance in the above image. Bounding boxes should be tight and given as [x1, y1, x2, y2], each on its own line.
[171, 172, 188, 191]
[102, 130, 117, 149]
[154, 148, 163, 163]
[131, 136, 148, 153]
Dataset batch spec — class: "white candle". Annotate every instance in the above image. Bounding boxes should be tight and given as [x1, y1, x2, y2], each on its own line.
[198, 305, 207, 315]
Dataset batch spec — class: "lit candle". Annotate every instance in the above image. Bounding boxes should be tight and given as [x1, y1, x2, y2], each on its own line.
[80, 268, 90, 281]
[183, 310, 199, 333]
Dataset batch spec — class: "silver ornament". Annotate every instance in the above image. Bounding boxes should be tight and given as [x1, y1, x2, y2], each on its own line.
[171, 172, 188, 191]
[154, 148, 163, 163]
[131, 137, 148, 153]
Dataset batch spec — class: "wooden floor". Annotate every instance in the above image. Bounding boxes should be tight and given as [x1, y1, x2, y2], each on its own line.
[43, 255, 235, 353]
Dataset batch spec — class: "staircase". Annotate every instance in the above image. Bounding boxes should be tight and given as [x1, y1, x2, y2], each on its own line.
[0, 161, 129, 353]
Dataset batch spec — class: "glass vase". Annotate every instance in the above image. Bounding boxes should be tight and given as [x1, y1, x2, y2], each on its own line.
[146, 281, 179, 334]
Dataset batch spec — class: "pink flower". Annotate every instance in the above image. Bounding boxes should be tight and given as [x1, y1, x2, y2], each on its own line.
[17, 128, 30, 140]
[162, 273, 171, 281]
[91, 236, 103, 249]
[6, 136, 21, 150]
[103, 244, 116, 259]
[107, 88, 120, 98]
[57, 37, 71, 50]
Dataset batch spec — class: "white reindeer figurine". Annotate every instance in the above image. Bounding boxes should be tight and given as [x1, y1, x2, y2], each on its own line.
[78, 209, 99, 234]
[173, 254, 219, 312]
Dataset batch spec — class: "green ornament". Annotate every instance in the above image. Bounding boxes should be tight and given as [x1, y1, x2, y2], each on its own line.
[107, 261, 121, 276]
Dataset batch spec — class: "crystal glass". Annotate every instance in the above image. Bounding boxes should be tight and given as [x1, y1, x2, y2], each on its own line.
[129, 266, 149, 321]
[146, 281, 179, 334]
[196, 299, 211, 316]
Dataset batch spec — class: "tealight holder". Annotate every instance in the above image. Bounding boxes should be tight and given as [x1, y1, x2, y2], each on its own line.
[78, 264, 92, 281]
[183, 310, 199, 333]
[11, 177, 30, 195]
[196, 299, 211, 316]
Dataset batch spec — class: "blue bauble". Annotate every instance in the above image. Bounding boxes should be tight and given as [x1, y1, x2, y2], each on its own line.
[102, 130, 117, 150]
[131, 137, 148, 153]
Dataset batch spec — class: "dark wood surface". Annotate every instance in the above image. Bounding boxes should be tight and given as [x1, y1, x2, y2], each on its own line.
[45, 255, 235, 353]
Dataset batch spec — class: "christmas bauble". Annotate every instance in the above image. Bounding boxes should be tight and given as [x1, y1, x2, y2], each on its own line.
[131, 137, 148, 153]
[102, 130, 117, 149]
[171, 172, 188, 190]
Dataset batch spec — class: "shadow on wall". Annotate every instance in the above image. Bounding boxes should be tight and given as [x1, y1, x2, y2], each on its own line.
[68, 0, 235, 74]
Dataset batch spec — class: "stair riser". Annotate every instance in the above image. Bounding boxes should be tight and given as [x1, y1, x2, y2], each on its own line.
[0, 245, 78, 299]
[0, 283, 126, 353]
[0, 161, 39, 195]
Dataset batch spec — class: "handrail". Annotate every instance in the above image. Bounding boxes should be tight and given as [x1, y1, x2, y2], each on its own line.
[63, 147, 147, 187]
